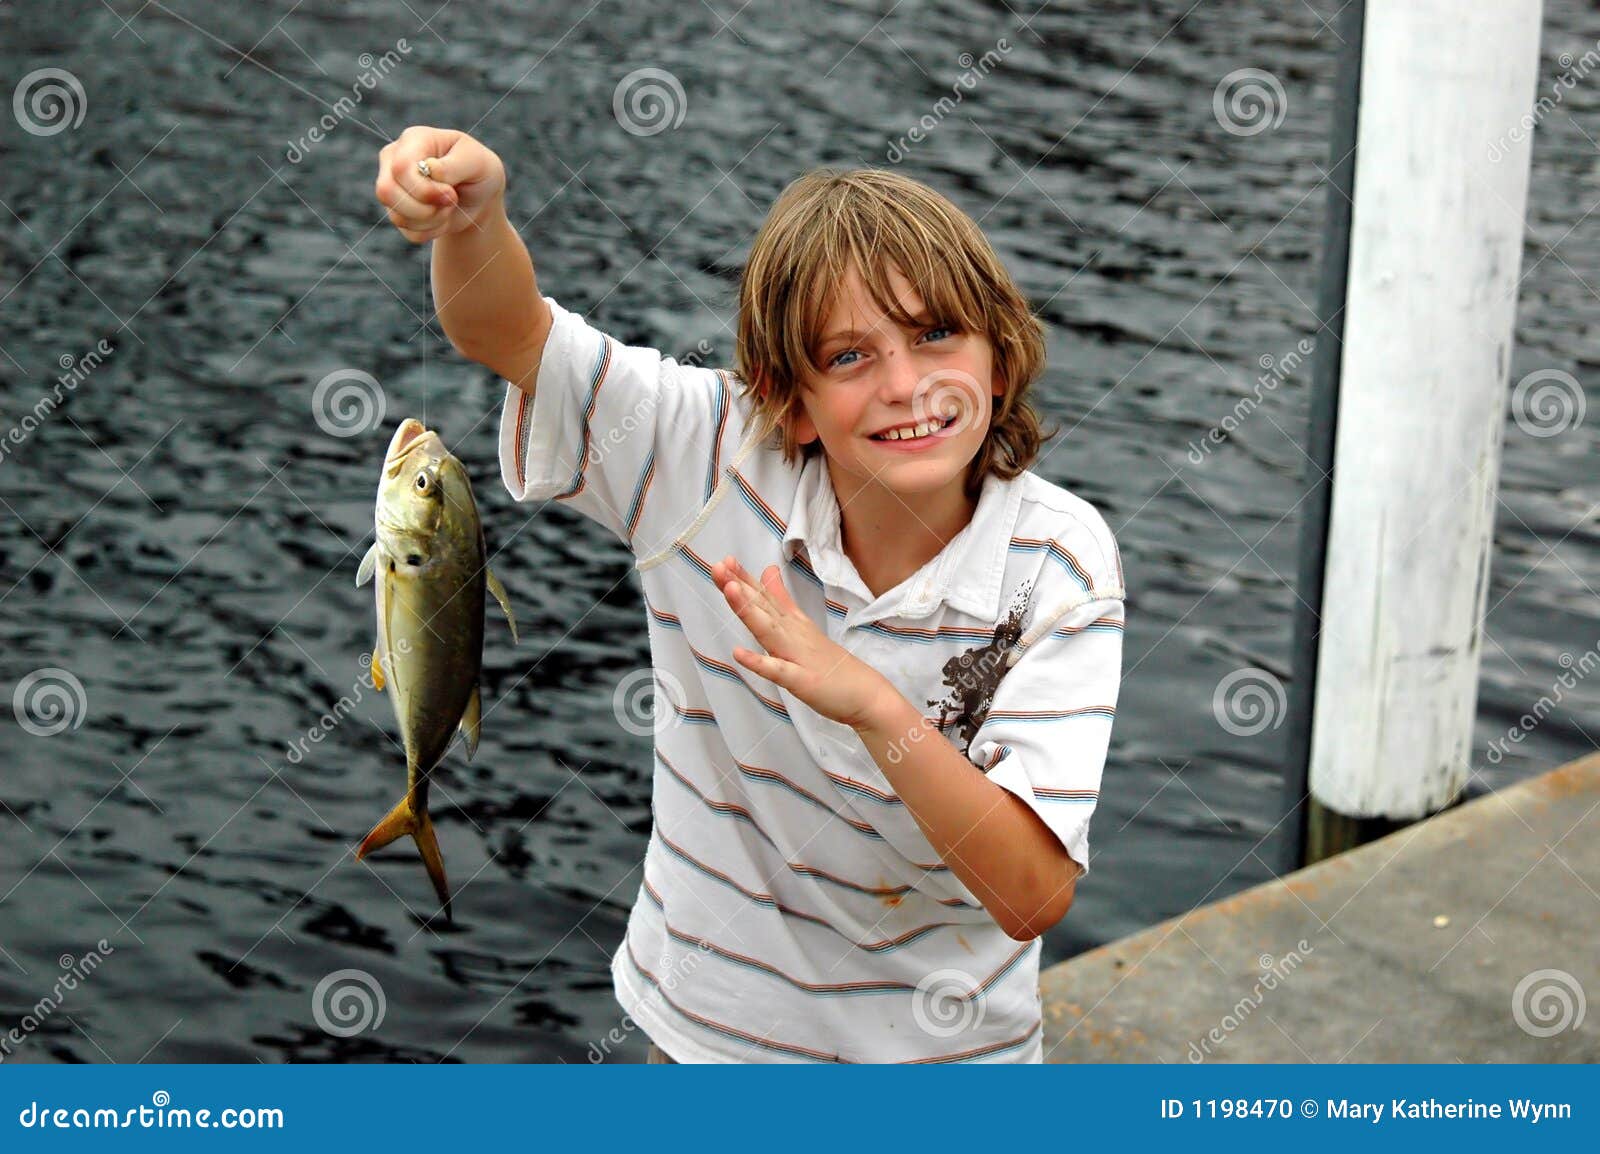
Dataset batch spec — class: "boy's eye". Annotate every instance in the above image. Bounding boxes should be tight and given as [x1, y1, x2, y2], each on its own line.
[827, 326, 955, 368]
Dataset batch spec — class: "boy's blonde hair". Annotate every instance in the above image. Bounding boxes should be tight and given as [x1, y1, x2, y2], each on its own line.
[734, 167, 1053, 497]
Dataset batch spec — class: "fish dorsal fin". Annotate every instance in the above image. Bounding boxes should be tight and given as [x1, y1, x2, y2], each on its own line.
[459, 683, 481, 761]
[486, 568, 518, 643]
[356, 541, 382, 587]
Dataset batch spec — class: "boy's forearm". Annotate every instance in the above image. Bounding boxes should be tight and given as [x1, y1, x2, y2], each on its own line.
[430, 204, 551, 391]
[853, 691, 1080, 941]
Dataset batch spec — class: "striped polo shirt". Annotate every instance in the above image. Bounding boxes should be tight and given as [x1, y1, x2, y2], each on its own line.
[498, 295, 1126, 1063]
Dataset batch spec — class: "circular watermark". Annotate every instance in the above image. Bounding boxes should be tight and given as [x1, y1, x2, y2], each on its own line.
[312, 369, 386, 439]
[613, 67, 687, 137]
[1212, 668, 1286, 737]
[908, 368, 988, 440]
[1511, 369, 1584, 438]
[611, 667, 688, 737]
[14, 667, 86, 736]
[312, 968, 386, 1037]
[1213, 68, 1287, 137]
[13, 68, 87, 137]
[911, 967, 984, 1038]
[1511, 968, 1585, 1038]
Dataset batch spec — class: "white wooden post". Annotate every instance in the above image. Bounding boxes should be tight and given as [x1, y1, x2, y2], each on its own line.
[1301, 0, 1544, 859]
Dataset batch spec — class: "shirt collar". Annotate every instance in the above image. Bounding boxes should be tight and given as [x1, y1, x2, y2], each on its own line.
[780, 451, 1021, 622]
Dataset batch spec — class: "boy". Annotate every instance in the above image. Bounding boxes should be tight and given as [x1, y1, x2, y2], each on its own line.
[375, 126, 1125, 1063]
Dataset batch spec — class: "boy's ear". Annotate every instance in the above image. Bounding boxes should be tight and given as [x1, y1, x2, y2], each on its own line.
[752, 371, 819, 446]
[790, 404, 819, 446]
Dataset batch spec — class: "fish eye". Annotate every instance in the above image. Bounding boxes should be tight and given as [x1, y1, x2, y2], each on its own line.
[415, 472, 430, 492]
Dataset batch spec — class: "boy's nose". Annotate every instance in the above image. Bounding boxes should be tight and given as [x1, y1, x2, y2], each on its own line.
[877, 348, 925, 404]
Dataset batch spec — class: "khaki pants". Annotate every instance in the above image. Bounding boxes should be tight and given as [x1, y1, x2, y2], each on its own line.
[646, 1041, 677, 1064]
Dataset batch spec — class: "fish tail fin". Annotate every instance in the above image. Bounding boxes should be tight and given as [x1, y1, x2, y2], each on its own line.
[355, 795, 454, 923]
[413, 807, 453, 924]
[355, 795, 415, 858]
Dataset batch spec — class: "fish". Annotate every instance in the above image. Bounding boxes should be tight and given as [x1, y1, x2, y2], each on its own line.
[353, 417, 517, 923]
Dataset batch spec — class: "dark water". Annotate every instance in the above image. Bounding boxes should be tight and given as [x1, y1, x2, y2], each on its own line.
[0, 0, 1595, 1062]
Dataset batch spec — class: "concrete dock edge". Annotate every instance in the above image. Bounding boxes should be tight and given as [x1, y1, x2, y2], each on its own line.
[1040, 754, 1600, 1062]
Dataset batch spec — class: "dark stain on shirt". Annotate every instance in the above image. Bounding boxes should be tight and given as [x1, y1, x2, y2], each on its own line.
[926, 582, 1032, 760]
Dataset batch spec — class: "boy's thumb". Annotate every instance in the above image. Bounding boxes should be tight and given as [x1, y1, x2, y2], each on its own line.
[416, 155, 458, 204]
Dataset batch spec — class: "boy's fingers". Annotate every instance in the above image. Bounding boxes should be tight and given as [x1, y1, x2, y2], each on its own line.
[391, 219, 448, 245]
[424, 131, 502, 193]
[414, 154, 453, 186]
[756, 564, 796, 614]
[378, 179, 445, 227]
[412, 155, 458, 204]
[390, 151, 457, 210]
[725, 558, 769, 605]
[725, 580, 778, 636]
[726, 578, 762, 617]
[735, 647, 789, 685]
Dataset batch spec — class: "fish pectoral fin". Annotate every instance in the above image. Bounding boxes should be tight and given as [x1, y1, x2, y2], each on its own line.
[356, 541, 382, 587]
[459, 684, 481, 761]
[355, 795, 453, 924]
[486, 568, 518, 643]
[370, 647, 385, 691]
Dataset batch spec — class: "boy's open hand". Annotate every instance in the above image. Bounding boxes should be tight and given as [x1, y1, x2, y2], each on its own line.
[712, 556, 895, 732]
[375, 125, 506, 244]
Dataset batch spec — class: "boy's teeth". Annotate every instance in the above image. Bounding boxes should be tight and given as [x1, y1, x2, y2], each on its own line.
[875, 418, 945, 441]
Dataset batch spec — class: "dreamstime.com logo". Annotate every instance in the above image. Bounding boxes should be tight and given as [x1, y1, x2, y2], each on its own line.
[16, 1091, 284, 1130]
[1485, 642, 1599, 765]
[13, 667, 87, 736]
[1510, 368, 1585, 438]
[1511, 968, 1586, 1038]
[885, 40, 1013, 164]
[1212, 68, 1287, 137]
[908, 368, 988, 441]
[312, 968, 386, 1037]
[312, 368, 386, 438]
[1186, 337, 1315, 465]
[0, 942, 116, 1063]
[13, 67, 86, 136]
[583, 339, 715, 474]
[612, 667, 690, 737]
[1186, 940, 1314, 1062]
[912, 968, 985, 1038]
[285, 41, 412, 163]
[1211, 667, 1286, 737]
[1488, 41, 1600, 163]
[587, 947, 708, 1061]
[284, 638, 412, 765]
[0, 339, 114, 468]
[613, 67, 686, 136]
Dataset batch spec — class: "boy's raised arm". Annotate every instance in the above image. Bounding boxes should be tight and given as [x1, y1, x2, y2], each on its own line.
[375, 125, 552, 394]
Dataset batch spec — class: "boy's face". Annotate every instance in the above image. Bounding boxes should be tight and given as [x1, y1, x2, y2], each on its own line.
[792, 264, 1004, 499]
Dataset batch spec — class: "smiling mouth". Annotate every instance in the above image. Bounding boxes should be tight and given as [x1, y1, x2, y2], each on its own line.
[868, 414, 956, 442]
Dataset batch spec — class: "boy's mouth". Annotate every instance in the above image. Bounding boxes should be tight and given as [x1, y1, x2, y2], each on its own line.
[867, 414, 956, 442]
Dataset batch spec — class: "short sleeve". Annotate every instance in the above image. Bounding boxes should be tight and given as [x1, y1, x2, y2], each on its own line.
[498, 295, 742, 557]
[965, 593, 1125, 877]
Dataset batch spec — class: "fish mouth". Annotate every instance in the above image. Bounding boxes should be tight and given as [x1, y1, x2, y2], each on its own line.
[385, 418, 436, 477]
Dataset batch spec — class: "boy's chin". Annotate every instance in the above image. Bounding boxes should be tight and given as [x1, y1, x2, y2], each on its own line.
[855, 450, 973, 494]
